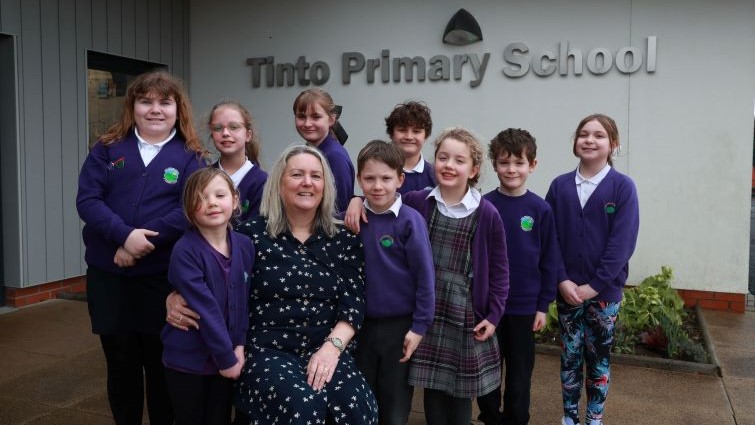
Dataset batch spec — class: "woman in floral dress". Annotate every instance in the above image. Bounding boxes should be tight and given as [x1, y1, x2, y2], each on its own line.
[168, 145, 377, 425]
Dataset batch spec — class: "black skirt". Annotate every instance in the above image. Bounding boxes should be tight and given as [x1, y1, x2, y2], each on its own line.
[86, 267, 171, 336]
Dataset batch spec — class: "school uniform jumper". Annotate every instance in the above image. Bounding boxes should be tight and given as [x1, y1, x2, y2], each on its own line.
[76, 131, 204, 425]
[402, 190, 509, 399]
[315, 133, 355, 212]
[399, 160, 436, 194]
[545, 168, 639, 424]
[234, 218, 378, 425]
[477, 189, 560, 425]
[212, 160, 268, 222]
[161, 228, 253, 425]
[353, 199, 435, 425]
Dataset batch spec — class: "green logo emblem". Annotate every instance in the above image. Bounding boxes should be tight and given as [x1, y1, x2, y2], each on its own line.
[605, 202, 617, 214]
[241, 199, 250, 214]
[520, 215, 534, 231]
[379, 235, 394, 248]
[110, 157, 125, 170]
[163, 167, 179, 184]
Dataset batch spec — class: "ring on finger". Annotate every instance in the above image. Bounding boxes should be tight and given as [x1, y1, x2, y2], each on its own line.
[179, 315, 183, 323]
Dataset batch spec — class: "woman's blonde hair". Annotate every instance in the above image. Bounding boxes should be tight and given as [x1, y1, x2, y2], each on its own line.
[260, 145, 338, 238]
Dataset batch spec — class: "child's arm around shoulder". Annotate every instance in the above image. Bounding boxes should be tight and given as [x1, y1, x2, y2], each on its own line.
[343, 196, 367, 234]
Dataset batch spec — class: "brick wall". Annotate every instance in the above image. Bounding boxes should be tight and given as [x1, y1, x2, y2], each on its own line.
[5, 276, 87, 307]
[678, 289, 746, 313]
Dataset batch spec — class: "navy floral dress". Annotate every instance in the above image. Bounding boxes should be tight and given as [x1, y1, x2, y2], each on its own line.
[234, 218, 378, 425]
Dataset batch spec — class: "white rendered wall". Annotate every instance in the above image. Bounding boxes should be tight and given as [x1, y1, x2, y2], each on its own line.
[189, 0, 755, 294]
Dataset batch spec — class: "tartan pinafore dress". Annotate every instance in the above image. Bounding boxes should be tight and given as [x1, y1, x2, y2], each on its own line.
[408, 206, 501, 398]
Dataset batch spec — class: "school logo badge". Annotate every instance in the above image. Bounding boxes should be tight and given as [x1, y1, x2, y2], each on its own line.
[163, 167, 179, 184]
[379, 235, 394, 248]
[108, 157, 125, 170]
[604, 202, 617, 214]
[241, 199, 250, 214]
[520, 215, 534, 231]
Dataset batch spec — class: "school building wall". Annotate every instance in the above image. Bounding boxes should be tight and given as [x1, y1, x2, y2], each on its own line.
[0, 0, 753, 311]
[189, 0, 755, 306]
[0, 0, 190, 306]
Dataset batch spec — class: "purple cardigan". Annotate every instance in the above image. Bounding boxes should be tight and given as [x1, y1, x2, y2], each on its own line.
[161, 228, 254, 374]
[545, 168, 639, 302]
[316, 134, 355, 212]
[76, 131, 204, 275]
[212, 161, 268, 222]
[403, 189, 509, 326]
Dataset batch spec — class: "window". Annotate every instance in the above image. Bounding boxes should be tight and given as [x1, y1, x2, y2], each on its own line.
[87, 51, 165, 147]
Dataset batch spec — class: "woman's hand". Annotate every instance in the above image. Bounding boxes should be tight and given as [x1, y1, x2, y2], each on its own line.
[343, 197, 367, 234]
[558, 280, 583, 306]
[124, 228, 159, 258]
[473, 319, 496, 342]
[165, 291, 200, 330]
[532, 311, 547, 332]
[576, 284, 599, 302]
[220, 357, 243, 380]
[399, 330, 423, 363]
[113, 246, 136, 268]
[306, 343, 340, 391]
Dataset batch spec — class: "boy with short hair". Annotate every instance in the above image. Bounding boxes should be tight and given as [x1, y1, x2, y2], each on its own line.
[477, 128, 560, 425]
[385, 101, 435, 193]
[352, 140, 435, 425]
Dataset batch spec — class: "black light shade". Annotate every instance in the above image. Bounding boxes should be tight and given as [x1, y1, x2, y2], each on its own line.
[442, 9, 483, 45]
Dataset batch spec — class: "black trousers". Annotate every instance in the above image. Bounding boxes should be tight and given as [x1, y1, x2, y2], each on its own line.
[165, 368, 234, 425]
[353, 316, 414, 425]
[476, 314, 535, 425]
[423, 389, 472, 425]
[100, 334, 174, 425]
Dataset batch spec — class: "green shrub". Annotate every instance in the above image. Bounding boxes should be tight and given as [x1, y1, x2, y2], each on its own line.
[619, 266, 685, 333]
[660, 315, 709, 363]
[536, 266, 708, 362]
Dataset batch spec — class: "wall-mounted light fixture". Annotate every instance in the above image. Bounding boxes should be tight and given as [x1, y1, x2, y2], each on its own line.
[442, 8, 483, 46]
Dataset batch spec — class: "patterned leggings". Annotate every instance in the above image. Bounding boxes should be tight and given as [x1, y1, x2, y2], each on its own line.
[558, 298, 620, 424]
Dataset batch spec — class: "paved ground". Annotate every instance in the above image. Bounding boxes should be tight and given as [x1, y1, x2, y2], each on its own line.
[0, 299, 753, 425]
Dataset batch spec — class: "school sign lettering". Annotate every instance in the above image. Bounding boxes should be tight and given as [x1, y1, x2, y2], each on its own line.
[246, 36, 657, 88]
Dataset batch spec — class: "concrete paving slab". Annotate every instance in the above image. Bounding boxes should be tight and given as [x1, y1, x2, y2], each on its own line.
[70, 392, 113, 418]
[2, 349, 105, 408]
[0, 300, 752, 425]
[23, 408, 114, 425]
[0, 395, 54, 425]
[0, 300, 97, 358]
[717, 350, 755, 380]
[0, 346, 62, 385]
[724, 377, 755, 425]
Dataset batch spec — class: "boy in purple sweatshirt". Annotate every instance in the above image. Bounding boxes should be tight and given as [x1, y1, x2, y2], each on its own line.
[385, 101, 436, 194]
[477, 129, 560, 425]
[352, 140, 435, 425]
